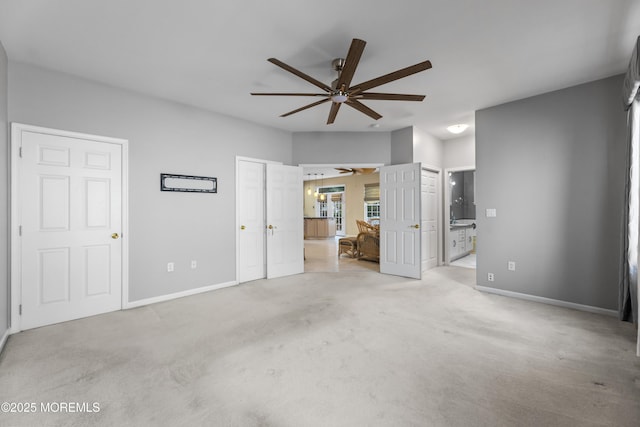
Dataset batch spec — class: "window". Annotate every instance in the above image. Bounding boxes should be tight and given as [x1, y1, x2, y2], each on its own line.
[318, 200, 328, 217]
[363, 183, 380, 224]
[365, 201, 380, 223]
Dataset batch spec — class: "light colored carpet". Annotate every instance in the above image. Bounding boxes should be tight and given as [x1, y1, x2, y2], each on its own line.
[0, 267, 638, 427]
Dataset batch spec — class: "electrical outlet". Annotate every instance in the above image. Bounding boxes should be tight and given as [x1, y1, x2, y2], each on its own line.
[191, 260, 197, 269]
[508, 261, 516, 271]
[488, 272, 495, 282]
[486, 208, 497, 217]
[167, 262, 174, 272]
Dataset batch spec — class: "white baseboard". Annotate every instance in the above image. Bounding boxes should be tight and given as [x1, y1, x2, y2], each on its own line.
[475, 286, 617, 317]
[0, 329, 9, 355]
[124, 280, 238, 309]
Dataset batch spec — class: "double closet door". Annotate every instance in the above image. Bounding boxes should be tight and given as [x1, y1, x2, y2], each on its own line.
[237, 160, 303, 282]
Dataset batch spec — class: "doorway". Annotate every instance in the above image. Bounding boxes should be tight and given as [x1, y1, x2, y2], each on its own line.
[444, 167, 476, 269]
[11, 123, 129, 332]
[301, 164, 381, 273]
[315, 189, 345, 237]
[301, 163, 442, 278]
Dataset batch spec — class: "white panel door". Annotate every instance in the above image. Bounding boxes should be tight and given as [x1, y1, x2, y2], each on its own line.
[422, 169, 439, 271]
[266, 164, 303, 279]
[20, 130, 122, 330]
[237, 160, 266, 283]
[380, 163, 422, 279]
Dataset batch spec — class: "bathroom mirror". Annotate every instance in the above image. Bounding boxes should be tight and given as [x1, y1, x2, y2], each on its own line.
[449, 170, 475, 221]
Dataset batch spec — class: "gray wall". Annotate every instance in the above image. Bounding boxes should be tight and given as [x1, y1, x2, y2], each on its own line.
[390, 127, 413, 164]
[0, 42, 8, 337]
[293, 131, 390, 165]
[9, 62, 292, 302]
[476, 75, 626, 310]
[443, 134, 475, 169]
[413, 126, 443, 169]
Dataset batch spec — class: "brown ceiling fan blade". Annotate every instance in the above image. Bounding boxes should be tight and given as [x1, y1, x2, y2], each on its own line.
[335, 168, 351, 172]
[327, 102, 341, 124]
[268, 58, 331, 92]
[280, 98, 330, 117]
[336, 38, 366, 90]
[349, 60, 432, 94]
[357, 93, 426, 101]
[353, 168, 377, 175]
[251, 92, 329, 97]
[345, 99, 382, 120]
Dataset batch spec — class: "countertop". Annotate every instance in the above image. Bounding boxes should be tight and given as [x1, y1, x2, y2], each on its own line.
[450, 223, 475, 229]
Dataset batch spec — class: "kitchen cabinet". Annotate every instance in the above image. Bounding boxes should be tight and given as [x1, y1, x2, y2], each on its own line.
[304, 217, 336, 238]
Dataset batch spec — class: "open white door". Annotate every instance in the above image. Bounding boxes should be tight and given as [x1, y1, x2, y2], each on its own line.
[237, 160, 266, 283]
[266, 164, 303, 278]
[380, 163, 422, 279]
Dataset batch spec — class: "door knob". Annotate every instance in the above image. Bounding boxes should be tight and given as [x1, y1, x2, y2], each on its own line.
[111, 233, 119, 239]
[268, 225, 273, 229]
[240, 225, 246, 230]
[410, 224, 420, 229]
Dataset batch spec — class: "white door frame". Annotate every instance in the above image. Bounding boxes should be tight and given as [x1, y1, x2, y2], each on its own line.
[10, 123, 129, 333]
[444, 165, 475, 265]
[235, 156, 281, 283]
[422, 165, 443, 268]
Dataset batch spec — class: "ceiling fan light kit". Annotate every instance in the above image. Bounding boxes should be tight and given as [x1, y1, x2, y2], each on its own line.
[251, 38, 432, 125]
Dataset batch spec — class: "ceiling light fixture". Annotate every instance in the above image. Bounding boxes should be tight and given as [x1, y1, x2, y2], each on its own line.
[313, 174, 319, 197]
[330, 91, 348, 103]
[447, 124, 468, 134]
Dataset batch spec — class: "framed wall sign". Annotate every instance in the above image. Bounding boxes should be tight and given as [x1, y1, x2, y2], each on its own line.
[160, 173, 217, 193]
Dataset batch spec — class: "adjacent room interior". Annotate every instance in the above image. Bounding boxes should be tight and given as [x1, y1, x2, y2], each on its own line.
[0, 1, 639, 426]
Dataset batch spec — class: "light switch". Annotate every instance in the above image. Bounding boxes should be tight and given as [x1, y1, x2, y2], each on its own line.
[486, 208, 497, 217]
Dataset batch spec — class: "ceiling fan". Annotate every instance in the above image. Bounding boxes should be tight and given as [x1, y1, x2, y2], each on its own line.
[335, 167, 377, 175]
[251, 38, 432, 124]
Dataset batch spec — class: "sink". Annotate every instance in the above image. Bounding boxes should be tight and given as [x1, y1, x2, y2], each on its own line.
[450, 223, 474, 228]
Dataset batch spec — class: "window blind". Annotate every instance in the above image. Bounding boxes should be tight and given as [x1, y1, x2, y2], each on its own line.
[364, 183, 380, 202]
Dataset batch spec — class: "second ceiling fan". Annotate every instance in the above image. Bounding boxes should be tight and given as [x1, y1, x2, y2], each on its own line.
[251, 38, 432, 125]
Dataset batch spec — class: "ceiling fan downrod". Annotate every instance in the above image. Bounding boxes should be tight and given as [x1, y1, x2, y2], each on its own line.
[330, 58, 349, 102]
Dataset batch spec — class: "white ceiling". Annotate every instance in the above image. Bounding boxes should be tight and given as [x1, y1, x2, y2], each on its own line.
[0, 1, 638, 140]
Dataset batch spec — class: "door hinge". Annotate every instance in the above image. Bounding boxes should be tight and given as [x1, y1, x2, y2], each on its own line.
[19, 146, 22, 158]
[19, 304, 22, 315]
[19, 225, 22, 236]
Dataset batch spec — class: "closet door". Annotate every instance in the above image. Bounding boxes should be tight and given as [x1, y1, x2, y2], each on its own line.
[237, 160, 266, 283]
[266, 164, 303, 279]
[380, 163, 422, 279]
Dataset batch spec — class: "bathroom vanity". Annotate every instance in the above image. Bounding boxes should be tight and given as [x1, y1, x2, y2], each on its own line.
[450, 223, 475, 261]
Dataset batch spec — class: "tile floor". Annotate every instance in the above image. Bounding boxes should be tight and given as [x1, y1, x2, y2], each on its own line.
[304, 237, 379, 273]
[450, 252, 476, 269]
[306, 238, 478, 272]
